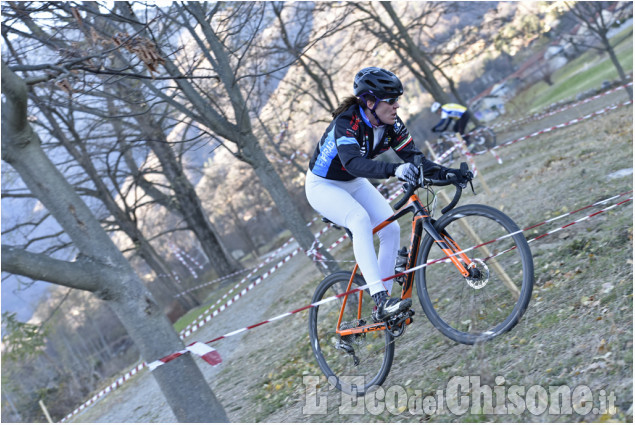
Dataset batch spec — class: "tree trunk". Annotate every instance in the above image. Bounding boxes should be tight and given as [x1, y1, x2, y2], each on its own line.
[602, 34, 633, 101]
[118, 2, 340, 277]
[242, 134, 339, 275]
[1, 60, 228, 423]
[381, 2, 449, 102]
[36, 101, 201, 311]
[134, 114, 243, 277]
[227, 201, 260, 259]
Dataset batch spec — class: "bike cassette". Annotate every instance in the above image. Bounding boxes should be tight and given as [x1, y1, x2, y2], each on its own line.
[336, 320, 367, 365]
[385, 309, 415, 337]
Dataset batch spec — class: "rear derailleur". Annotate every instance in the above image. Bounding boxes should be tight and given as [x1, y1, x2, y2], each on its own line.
[335, 319, 367, 366]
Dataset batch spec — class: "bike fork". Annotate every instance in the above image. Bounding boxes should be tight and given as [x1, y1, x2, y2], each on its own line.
[423, 220, 472, 277]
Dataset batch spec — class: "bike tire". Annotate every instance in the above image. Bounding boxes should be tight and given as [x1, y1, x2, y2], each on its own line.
[308, 271, 394, 395]
[415, 204, 533, 345]
[470, 126, 497, 154]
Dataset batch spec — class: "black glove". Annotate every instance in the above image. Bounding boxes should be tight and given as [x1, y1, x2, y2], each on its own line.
[395, 163, 420, 186]
[442, 166, 473, 188]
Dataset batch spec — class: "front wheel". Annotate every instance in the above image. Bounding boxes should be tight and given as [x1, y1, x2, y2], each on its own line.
[416, 204, 534, 344]
[308, 271, 394, 395]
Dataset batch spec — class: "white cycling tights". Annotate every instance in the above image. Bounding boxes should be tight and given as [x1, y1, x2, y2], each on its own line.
[305, 170, 400, 295]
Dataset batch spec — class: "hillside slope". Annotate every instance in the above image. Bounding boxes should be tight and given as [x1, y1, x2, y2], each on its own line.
[70, 83, 633, 423]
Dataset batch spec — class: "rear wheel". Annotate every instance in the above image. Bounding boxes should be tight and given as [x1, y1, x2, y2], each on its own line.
[308, 271, 394, 395]
[433, 134, 457, 165]
[469, 126, 497, 154]
[416, 204, 533, 344]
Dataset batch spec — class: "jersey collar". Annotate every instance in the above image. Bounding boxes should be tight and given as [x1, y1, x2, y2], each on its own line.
[358, 105, 384, 129]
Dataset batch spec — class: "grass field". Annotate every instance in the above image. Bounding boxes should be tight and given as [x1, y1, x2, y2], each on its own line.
[509, 26, 633, 115]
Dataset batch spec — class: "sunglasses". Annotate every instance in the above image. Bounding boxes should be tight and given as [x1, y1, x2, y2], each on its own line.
[380, 97, 399, 105]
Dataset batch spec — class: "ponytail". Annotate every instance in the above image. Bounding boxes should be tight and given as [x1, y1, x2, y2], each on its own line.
[332, 95, 364, 118]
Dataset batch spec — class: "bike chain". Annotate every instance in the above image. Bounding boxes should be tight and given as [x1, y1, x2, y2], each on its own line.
[331, 310, 414, 366]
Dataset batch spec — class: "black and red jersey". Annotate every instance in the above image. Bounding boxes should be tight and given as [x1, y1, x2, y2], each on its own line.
[309, 104, 425, 181]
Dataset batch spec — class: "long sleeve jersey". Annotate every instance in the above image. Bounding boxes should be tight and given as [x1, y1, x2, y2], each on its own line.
[431, 103, 467, 133]
[309, 104, 440, 181]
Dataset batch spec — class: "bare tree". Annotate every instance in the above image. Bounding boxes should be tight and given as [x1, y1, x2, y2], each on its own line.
[270, 2, 352, 115]
[352, 2, 505, 124]
[2, 1, 242, 280]
[111, 2, 339, 275]
[565, 1, 633, 100]
[31, 95, 201, 311]
[1, 60, 228, 422]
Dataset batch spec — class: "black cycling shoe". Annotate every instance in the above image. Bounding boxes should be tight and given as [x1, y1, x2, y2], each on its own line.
[372, 296, 412, 323]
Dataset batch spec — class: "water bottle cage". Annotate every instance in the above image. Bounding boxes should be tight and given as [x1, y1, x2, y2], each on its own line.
[394, 247, 409, 285]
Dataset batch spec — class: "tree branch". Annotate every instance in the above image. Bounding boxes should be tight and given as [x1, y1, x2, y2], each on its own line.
[1, 245, 115, 292]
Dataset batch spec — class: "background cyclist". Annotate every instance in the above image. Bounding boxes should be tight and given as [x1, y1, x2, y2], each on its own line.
[305, 67, 470, 323]
[430, 101, 472, 146]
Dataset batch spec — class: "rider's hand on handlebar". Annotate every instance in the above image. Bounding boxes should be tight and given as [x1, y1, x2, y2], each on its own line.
[443, 167, 473, 188]
[395, 163, 420, 186]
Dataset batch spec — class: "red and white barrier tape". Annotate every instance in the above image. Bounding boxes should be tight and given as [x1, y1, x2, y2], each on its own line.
[444, 100, 632, 165]
[170, 243, 205, 270]
[436, 143, 459, 164]
[190, 186, 631, 345]
[179, 238, 297, 334]
[60, 343, 221, 422]
[201, 192, 632, 346]
[170, 243, 198, 278]
[60, 363, 146, 422]
[147, 341, 221, 371]
[480, 100, 633, 156]
[178, 180, 403, 334]
[179, 237, 294, 300]
[62, 243, 310, 420]
[174, 268, 250, 298]
[60, 190, 631, 422]
[489, 148, 502, 164]
[180, 245, 304, 338]
[492, 81, 633, 131]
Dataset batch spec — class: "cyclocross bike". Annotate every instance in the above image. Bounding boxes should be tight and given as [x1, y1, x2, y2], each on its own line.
[308, 161, 534, 396]
[432, 126, 497, 161]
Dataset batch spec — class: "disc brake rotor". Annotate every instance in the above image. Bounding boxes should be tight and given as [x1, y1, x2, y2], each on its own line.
[466, 258, 489, 289]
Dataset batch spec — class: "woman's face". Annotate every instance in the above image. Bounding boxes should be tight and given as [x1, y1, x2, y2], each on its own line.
[367, 97, 400, 125]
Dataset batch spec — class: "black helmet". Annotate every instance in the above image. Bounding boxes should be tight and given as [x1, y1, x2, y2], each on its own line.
[353, 67, 403, 99]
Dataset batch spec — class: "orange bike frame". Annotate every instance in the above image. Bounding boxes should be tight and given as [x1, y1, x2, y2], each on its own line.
[336, 191, 472, 337]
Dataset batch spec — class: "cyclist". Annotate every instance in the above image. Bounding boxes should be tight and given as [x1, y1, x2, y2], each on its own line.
[305, 67, 470, 323]
[430, 101, 472, 145]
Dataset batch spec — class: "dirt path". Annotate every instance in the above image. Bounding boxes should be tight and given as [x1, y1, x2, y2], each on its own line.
[70, 88, 633, 423]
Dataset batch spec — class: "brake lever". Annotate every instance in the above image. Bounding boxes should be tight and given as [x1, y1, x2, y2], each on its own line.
[469, 179, 475, 194]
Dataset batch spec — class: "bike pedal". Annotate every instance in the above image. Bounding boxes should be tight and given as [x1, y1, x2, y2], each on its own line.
[405, 309, 415, 325]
